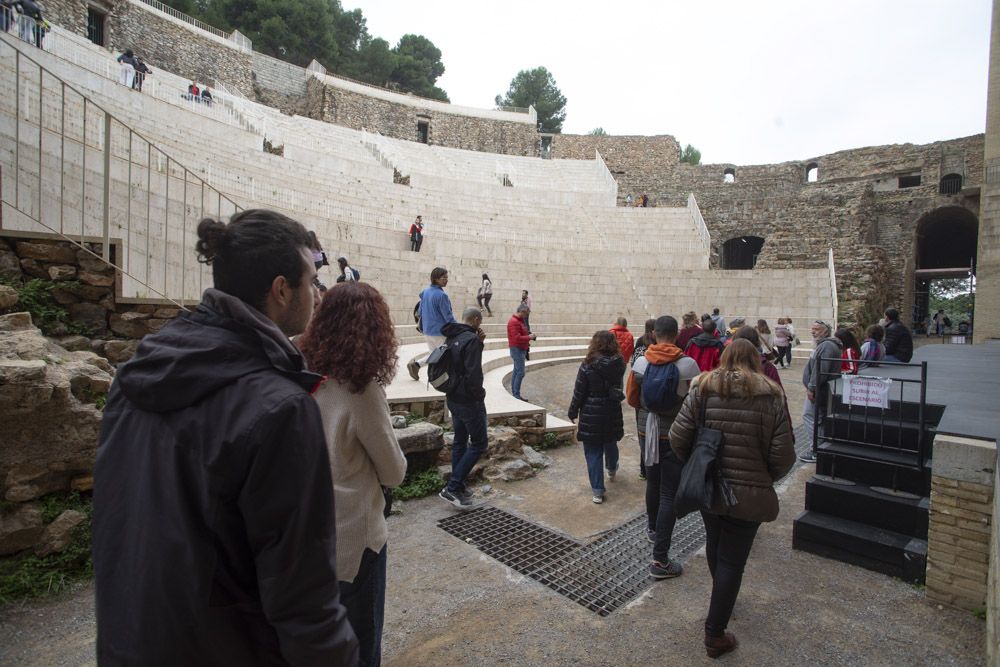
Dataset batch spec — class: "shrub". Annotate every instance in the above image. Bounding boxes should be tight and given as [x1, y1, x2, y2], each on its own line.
[393, 468, 444, 501]
[0, 278, 93, 336]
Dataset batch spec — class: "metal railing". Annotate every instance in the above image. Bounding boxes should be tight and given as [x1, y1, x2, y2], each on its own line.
[686, 193, 712, 255]
[827, 248, 839, 327]
[812, 358, 931, 484]
[0, 34, 241, 306]
[1, 7, 48, 50]
[133, 0, 229, 41]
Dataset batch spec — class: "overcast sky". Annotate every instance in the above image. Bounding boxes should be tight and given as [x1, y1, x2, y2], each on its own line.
[350, 0, 991, 165]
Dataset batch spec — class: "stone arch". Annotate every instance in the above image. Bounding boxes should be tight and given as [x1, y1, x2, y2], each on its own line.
[720, 235, 765, 269]
[939, 173, 962, 195]
[910, 205, 978, 328]
[806, 162, 819, 183]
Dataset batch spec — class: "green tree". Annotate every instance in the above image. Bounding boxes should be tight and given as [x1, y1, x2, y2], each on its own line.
[588, 127, 607, 136]
[343, 37, 396, 87]
[680, 144, 702, 165]
[389, 34, 448, 101]
[495, 67, 567, 133]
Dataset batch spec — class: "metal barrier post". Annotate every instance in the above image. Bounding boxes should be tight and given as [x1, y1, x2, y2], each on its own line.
[102, 112, 111, 260]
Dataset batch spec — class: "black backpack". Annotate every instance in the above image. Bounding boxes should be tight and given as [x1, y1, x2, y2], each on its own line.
[413, 300, 422, 334]
[426, 343, 460, 393]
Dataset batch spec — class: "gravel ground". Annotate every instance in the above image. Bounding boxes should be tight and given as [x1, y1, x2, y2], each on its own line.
[0, 362, 986, 666]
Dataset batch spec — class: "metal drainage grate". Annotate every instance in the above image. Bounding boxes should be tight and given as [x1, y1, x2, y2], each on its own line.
[439, 506, 707, 616]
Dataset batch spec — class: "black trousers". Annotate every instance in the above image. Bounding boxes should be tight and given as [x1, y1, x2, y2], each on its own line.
[701, 512, 760, 637]
[645, 448, 684, 563]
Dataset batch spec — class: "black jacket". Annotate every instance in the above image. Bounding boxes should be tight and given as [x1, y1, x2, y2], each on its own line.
[93, 289, 359, 666]
[441, 321, 485, 404]
[568, 354, 626, 443]
[883, 319, 913, 362]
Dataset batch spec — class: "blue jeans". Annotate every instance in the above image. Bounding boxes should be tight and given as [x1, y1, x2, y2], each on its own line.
[509, 347, 527, 398]
[339, 544, 387, 667]
[583, 440, 619, 495]
[645, 448, 684, 562]
[448, 401, 488, 493]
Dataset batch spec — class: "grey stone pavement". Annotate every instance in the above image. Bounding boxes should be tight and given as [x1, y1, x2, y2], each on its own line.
[0, 363, 987, 666]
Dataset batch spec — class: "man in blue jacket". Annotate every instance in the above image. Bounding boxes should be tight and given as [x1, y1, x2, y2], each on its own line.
[407, 266, 457, 380]
[93, 210, 358, 665]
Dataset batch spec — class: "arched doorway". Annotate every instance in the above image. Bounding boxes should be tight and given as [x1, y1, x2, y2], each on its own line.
[721, 236, 765, 269]
[911, 206, 978, 333]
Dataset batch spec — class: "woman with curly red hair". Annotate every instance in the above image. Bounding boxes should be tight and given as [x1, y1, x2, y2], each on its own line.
[299, 281, 407, 667]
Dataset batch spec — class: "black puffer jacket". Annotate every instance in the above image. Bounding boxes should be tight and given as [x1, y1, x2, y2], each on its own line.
[568, 354, 626, 443]
[883, 319, 913, 362]
[93, 289, 359, 666]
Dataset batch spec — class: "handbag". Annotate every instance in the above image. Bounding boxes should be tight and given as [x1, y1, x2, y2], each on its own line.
[674, 392, 737, 519]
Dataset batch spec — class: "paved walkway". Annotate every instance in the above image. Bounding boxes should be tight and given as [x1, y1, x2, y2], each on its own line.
[0, 363, 986, 666]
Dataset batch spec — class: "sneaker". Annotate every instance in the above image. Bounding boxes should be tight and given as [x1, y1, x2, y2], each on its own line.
[439, 488, 473, 508]
[607, 468, 617, 481]
[407, 359, 420, 381]
[649, 560, 683, 579]
[457, 488, 474, 503]
[638, 471, 646, 481]
[646, 529, 656, 544]
[592, 495, 604, 504]
[798, 450, 817, 463]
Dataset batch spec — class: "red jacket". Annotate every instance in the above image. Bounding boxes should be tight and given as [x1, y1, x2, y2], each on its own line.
[684, 332, 723, 372]
[610, 324, 634, 363]
[507, 315, 532, 349]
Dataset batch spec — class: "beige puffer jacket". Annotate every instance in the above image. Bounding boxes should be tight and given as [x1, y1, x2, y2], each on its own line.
[668, 373, 795, 523]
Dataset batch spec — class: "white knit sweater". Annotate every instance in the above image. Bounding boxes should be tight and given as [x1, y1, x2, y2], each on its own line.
[313, 379, 407, 582]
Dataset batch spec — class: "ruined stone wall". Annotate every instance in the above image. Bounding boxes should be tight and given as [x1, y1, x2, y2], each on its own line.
[103, 0, 254, 97]
[310, 80, 538, 156]
[252, 51, 309, 116]
[550, 134, 680, 201]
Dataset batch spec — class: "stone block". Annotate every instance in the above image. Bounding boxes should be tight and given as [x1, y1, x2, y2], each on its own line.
[153, 307, 182, 319]
[76, 250, 112, 273]
[0, 358, 47, 383]
[0, 245, 22, 282]
[48, 265, 78, 281]
[69, 302, 108, 334]
[51, 285, 81, 305]
[34, 509, 87, 557]
[0, 504, 44, 556]
[16, 241, 78, 264]
[395, 422, 444, 455]
[102, 340, 140, 364]
[931, 435, 997, 487]
[19, 258, 49, 279]
[54, 335, 92, 352]
[0, 312, 36, 332]
[0, 285, 18, 310]
[78, 271, 115, 287]
[109, 312, 151, 338]
[70, 475, 93, 492]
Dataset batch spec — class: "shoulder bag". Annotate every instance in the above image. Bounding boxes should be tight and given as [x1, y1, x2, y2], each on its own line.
[674, 392, 737, 518]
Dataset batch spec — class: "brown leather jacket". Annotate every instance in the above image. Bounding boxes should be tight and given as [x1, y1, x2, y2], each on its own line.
[668, 373, 795, 523]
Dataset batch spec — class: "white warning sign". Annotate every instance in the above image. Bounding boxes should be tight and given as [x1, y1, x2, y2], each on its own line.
[842, 375, 893, 409]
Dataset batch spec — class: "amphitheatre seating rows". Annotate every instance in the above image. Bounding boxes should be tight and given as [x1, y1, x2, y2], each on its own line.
[1, 34, 836, 330]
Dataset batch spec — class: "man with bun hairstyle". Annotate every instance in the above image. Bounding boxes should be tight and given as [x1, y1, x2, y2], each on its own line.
[93, 209, 359, 665]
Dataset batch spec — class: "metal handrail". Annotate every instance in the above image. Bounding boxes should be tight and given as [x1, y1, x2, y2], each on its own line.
[0, 33, 242, 306]
[133, 0, 230, 41]
[811, 357, 931, 481]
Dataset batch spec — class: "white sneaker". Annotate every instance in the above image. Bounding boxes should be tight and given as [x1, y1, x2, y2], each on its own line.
[592, 495, 604, 504]
[607, 468, 617, 481]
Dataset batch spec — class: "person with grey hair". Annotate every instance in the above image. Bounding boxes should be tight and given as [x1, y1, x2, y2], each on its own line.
[507, 303, 536, 400]
[799, 320, 843, 463]
[439, 307, 488, 507]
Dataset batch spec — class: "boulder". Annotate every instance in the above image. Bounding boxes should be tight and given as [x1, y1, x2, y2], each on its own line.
[487, 426, 523, 459]
[19, 258, 49, 279]
[0, 285, 18, 310]
[0, 504, 44, 555]
[483, 459, 535, 482]
[47, 265, 78, 281]
[78, 271, 114, 287]
[103, 339, 139, 364]
[153, 307, 182, 319]
[0, 244, 22, 282]
[34, 509, 87, 557]
[522, 445, 552, 469]
[54, 335, 92, 352]
[0, 315, 113, 500]
[391, 415, 407, 429]
[51, 285, 81, 305]
[395, 421, 444, 455]
[109, 312, 151, 338]
[68, 302, 108, 335]
[76, 250, 112, 273]
[15, 241, 78, 264]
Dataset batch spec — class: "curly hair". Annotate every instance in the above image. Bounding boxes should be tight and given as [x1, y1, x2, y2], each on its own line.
[585, 330, 621, 364]
[299, 282, 398, 393]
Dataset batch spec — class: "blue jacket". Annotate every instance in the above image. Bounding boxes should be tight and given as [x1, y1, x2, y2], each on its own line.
[418, 284, 456, 336]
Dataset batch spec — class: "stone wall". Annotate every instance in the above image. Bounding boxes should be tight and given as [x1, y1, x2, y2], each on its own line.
[252, 51, 310, 116]
[551, 134, 680, 200]
[989, 456, 999, 666]
[307, 79, 538, 156]
[926, 434, 997, 612]
[1, 236, 183, 362]
[976, 0, 1000, 344]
